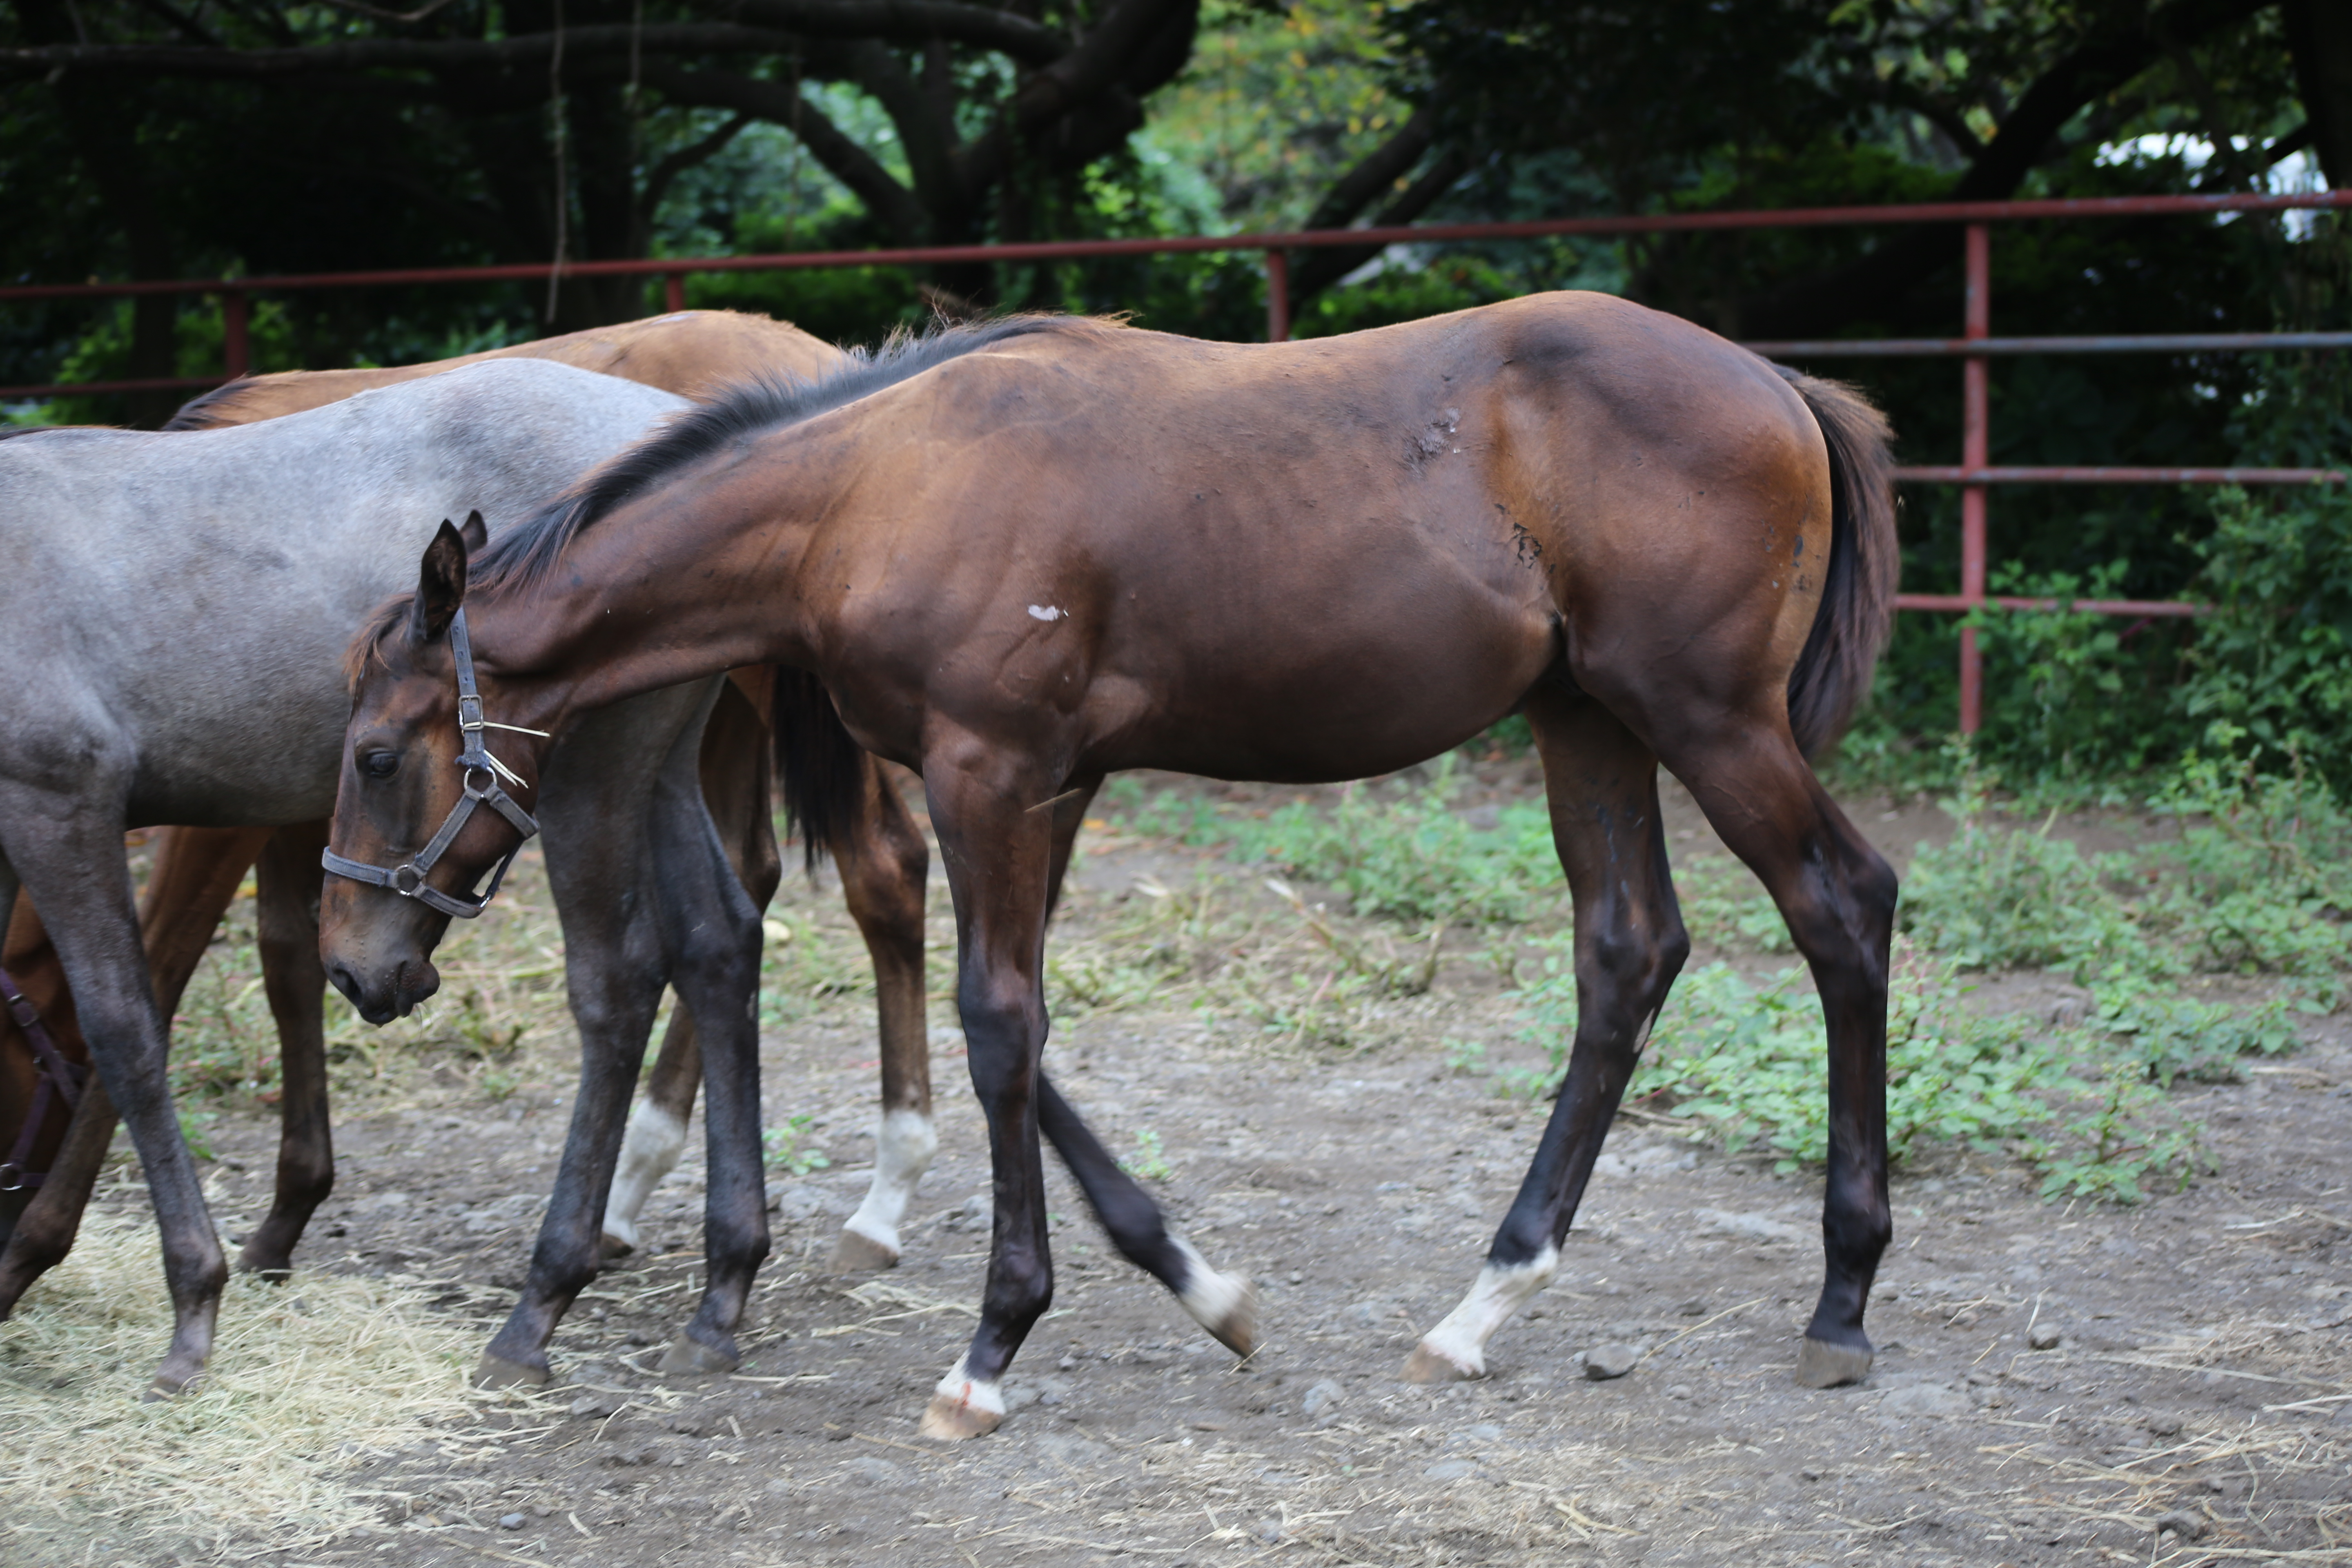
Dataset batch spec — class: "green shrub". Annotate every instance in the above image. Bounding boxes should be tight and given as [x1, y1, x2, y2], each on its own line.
[2088, 976, 2296, 1087]
[1510, 938, 2220, 1203]
[1897, 755, 2154, 980]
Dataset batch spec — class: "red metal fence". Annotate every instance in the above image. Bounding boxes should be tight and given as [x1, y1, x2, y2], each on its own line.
[6, 189, 2348, 733]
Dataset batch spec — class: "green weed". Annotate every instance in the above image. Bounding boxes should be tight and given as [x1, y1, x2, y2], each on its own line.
[1102, 760, 1563, 928]
[1119, 1128, 1175, 1183]
[2089, 976, 2296, 1087]
[762, 1113, 831, 1177]
[1510, 936, 2226, 1203]
[1674, 858, 1793, 953]
[1898, 748, 2153, 980]
[2024, 1062, 2211, 1205]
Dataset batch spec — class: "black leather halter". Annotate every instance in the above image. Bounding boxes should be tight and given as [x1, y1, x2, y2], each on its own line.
[321, 608, 544, 919]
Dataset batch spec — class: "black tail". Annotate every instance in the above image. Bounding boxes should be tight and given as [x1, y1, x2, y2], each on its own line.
[772, 667, 868, 871]
[1773, 366, 1899, 758]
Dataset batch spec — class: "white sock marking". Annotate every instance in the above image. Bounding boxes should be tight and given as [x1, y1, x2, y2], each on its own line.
[602, 1100, 689, 1252]
[1171, 1237, 1249, 1334]
[929, 1353, 1006, 1419]
[842, 1107, 938, 1256]
[1414, 1246, 1560, 1378]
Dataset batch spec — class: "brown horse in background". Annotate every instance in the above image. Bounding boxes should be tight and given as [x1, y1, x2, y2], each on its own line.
[0, 312, 934, 1298]
[321, 297, 1900, 1439]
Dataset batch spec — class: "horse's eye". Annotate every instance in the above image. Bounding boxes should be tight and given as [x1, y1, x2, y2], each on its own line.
[361, 751, 400, 780]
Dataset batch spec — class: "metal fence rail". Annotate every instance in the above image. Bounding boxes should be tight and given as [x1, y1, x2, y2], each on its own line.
[7, 188, 2347, 732]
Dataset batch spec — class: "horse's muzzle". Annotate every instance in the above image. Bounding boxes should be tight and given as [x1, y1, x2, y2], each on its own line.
[325, 954, 441, 1025]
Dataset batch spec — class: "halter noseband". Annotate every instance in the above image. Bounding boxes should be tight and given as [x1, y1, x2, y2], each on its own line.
[321, 607, 544, 920]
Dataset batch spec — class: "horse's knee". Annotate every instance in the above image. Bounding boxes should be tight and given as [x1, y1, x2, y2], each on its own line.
[1580, 917, 1686, 1033]
[275, 1149, 334, 1212]
[956, 977, 1042, 1091]
[1823, 1182, 1891, 1258]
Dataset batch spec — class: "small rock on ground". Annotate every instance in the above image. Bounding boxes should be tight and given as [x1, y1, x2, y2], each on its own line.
[1584, 1343, 1642, 1380]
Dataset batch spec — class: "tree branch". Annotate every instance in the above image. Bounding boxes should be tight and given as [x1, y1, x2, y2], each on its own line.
[726, 0, 1065, 67]
[0, 24, 805, 80]
[953, 0, 1193, 190]
[845, 37, 962, 227]
[635, 60, 931, 241]
[1289, 143, 1471, 309]
[1745, 0, 2276, 338]
[637, 108, 753, 222]
[1299, 106, 1437, 232]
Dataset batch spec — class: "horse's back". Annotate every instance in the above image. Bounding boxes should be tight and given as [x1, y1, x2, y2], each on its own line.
[168, 311, 842, 428]
[0, 359, 688, 824]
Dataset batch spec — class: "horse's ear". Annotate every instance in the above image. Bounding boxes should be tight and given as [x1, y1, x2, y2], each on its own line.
[457, 509, 488, 553]
[408, 519, 469, 644]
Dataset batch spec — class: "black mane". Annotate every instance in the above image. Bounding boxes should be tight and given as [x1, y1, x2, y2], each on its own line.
[161, 379, 252, 430]
[471, 314, 1093, 593]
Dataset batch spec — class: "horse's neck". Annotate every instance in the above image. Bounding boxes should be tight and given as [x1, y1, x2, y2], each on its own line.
[477, 468, 831, 724]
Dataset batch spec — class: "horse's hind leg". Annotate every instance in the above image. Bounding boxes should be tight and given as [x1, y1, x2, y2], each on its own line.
[831, 757, 937, 1273]
[1036, 1074, 1256, 1356]
[1649, 711, 1895, 1388]
[1024, 780, 1252, 1351]
[1406, 688, 1688, 1383]
[240, 822, 332, 1277]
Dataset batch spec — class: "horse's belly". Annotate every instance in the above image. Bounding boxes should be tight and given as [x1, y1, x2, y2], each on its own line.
[1101, 598, 1557, 784]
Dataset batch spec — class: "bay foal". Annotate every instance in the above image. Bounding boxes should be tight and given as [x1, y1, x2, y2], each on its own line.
[322, 298, 1900, 1436]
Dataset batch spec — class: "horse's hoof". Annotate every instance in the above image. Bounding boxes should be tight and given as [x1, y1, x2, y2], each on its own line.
[918, 1394, 1002, 1441]
[144, 1361, 206, 1401]
[828, 1228, 900, 1274]
[1795, 1334, 1873, 1389]
[474, 1352, 552, 1390]
[1401, 1341, 1481, 1384]
[657, 1332, 740, 1378]
[1203, 1278, 1258, 1359]
[599, 1231, 635, 1262]
[236, 1250, 294, 1281]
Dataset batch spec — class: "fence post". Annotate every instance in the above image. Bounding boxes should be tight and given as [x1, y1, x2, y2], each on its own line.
[222, 289, 249, 380]
[1264, 250, 1290, 343]
[1958, 223, 1989, 735]
[664, 272, 686, 314]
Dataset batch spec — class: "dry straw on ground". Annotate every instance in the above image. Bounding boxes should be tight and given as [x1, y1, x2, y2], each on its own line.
[0, 1192, 484, 1564]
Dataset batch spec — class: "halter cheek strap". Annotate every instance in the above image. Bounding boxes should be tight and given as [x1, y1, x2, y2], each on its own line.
[321, 608, 544, 920]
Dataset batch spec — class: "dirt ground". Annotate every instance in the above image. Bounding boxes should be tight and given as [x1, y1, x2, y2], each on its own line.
[37, 769, 2352, 1566]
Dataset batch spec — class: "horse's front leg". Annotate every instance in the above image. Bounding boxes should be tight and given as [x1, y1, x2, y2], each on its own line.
[603, 675, 779, 1258]
[0, 803, 226, 1395]
[0, 824, 266, 1296]
[645, 744, 770, 1376]
[917, 739, 1062, 1441]
[477, 790, 670, 1388]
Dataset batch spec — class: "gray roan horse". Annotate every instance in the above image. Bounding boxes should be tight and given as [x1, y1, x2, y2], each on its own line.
[0, 360, 733, 1392]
